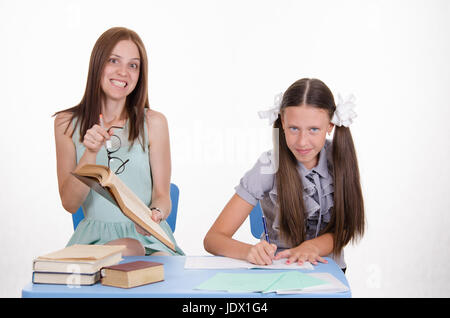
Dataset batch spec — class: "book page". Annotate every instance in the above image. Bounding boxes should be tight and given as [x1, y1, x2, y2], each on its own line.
[73, 164, 109, 182]
[107, 173, 175, 250]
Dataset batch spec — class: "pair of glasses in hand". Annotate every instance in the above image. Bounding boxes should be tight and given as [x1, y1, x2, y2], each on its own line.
[106, 126, 129, 175]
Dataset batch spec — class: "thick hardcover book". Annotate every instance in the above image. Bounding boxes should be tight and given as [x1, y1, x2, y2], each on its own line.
[101, 261, 164, 288]
[72, 164, 176, 252]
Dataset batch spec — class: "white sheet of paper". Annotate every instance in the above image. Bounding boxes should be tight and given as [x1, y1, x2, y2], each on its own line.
[184, 256, 314, 270]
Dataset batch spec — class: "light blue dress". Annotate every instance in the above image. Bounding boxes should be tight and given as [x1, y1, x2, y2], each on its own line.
[66, 112, 184, 256]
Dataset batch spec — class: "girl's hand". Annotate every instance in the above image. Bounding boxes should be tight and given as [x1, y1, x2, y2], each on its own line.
[274, 240, 328, 266]
[82, 124, 113, 153]
[246, 241, 277, 265]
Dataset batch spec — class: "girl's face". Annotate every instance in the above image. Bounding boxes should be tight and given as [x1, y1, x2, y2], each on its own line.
[281, 105, 334, 169]
[100, 40, 140, 104]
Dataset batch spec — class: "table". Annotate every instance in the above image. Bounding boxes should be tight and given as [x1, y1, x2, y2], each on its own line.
[22, 256, 351, 298]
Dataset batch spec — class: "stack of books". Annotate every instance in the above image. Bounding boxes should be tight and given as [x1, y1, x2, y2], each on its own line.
[32, 244, 125, 286]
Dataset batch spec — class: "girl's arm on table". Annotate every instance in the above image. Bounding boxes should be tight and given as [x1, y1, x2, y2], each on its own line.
[204, 194, 277, 265]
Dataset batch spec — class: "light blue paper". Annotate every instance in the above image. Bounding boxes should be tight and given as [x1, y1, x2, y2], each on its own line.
[263, 271, 327, 293]
[195, 272, 282, 292]
[195, 271, 327, 293]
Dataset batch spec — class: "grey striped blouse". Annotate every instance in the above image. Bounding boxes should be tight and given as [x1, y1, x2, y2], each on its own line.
[235, 139, 346, 269]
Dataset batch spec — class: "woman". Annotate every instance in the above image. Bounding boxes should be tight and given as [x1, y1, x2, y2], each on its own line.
[54, 27, 184, 256]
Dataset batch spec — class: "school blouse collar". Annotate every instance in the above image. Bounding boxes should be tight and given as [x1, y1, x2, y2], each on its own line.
[268, 140, 333, 201]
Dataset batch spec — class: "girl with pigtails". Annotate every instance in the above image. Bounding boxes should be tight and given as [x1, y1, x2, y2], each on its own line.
[204, 78, 365, 272]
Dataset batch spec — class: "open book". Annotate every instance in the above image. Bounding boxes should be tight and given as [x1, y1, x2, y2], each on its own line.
[72, 164, 176, 252]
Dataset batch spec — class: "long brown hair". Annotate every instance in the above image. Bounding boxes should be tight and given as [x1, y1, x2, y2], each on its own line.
[54, 27, 149, 148]
[274, 78, 365, 256]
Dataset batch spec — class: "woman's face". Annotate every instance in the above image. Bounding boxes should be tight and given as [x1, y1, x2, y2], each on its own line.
[100, 39, 140, 104]
[281, 105, 334, 169]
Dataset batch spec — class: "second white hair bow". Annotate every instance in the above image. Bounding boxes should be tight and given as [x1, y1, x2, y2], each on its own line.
[258, 92, 283, 125]
[331, 94, 357, 127]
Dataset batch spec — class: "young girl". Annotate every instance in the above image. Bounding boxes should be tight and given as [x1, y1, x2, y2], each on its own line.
[203, 78, 364, 271]
[54, 27, 184, 256]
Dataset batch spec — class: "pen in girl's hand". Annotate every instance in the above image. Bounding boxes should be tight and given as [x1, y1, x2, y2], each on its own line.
[262, 215, 270, 244]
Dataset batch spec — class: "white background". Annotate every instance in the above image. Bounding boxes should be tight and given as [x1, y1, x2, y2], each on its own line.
[1, 0, 449, 297]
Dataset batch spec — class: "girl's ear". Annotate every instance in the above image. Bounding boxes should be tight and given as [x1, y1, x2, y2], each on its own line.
[327, 123, 334, 136]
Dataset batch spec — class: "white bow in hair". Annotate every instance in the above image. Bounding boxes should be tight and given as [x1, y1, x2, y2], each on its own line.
[258, 92, 283, 125]
[331, 94, 357, 127]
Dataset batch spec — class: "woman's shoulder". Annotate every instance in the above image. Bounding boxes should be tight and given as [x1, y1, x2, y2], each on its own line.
[145, 108, 169, 146]
[54, 111, 75, 136]
[145, 108, 168, 128]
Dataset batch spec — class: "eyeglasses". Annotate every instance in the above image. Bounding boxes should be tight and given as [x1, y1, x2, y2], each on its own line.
[106, 126, 129, 175]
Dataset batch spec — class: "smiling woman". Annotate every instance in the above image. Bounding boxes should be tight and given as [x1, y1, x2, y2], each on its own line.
[52, 27, 184, 257]
[101, 41, 141, 102]
[56, 27, 149, 146]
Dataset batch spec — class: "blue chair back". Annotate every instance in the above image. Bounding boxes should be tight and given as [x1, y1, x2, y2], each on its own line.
[166, 183, 179, 232]
[72, 183, 180, 233]
[249, 202, 264, 239]
[72, 206, 84, 231]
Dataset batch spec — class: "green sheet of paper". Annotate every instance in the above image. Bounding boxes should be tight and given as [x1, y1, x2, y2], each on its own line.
[195, 272, 282, 292]
[195, 271, 327, 293]
[263, 271, 327, 293]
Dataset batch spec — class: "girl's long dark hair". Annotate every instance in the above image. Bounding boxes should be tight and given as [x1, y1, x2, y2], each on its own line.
[54, 27, 149, 149]
[274, 78, 365, 256]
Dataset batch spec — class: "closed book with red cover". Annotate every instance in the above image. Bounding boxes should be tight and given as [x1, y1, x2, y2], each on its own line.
[100, 261, 164, 288]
